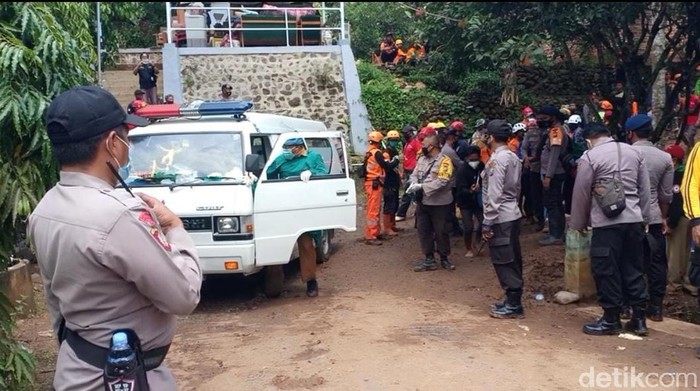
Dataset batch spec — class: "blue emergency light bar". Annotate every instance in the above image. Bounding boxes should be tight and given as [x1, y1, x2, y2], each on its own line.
[136, 100, 254, 119]
[180, 100, 254, 116]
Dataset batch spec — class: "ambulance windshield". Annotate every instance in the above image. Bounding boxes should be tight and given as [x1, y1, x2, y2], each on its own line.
[125, 132, 244, 186]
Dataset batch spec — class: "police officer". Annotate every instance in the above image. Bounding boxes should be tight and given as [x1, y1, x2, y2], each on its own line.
[627, 114, 674, 321]
[570, 123, 651, 336]
[442, 126, 465, 236]
[481, 120, 524, 319]
[407, 134, 456, 271]
[266, 137, 329, 297]
[27, 86, 202, 390]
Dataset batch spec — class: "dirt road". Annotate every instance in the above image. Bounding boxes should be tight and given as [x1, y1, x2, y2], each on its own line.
[19, 213, 700, 390]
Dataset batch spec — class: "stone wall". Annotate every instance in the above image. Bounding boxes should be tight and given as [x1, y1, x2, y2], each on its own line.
[179, 52, 348, 132]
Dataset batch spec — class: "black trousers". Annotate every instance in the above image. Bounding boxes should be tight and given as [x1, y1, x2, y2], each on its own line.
[447, 188, 462, 233]
[644, 224, 668, 304]
[543, 173, 566, 239]
[529, 170, 544, 223]
[522, 170, 532, 217]
[383, 186, 400, 215]
[488, 220, 523, 303]
[416, 203, 451, 258]
[590, 223, 648, 310]
[396, 169, 414, 218]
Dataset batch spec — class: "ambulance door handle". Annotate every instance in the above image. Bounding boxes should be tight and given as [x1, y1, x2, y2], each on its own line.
[336, 190, 349, 196]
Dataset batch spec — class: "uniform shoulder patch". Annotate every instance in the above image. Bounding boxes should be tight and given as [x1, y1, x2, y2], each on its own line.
[437, 156, 453, 180]
[138, 210, 172, 252]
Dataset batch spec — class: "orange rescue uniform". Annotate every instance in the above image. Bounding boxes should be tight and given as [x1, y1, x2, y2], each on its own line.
[364, 147, 385, 240]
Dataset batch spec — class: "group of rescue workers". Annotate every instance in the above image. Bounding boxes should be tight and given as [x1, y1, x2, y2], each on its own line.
[359, 104, 700, 356]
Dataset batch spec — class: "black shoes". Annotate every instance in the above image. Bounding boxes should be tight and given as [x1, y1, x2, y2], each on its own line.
[624, 307, 648, 336]
[414, 257, 439, 272]
[489, 304, 524, 319]
[306, 279, 318, 298]
[647, 300, 664, 322]
[583, 308, 623, 336]
[440, 258, 456, 271]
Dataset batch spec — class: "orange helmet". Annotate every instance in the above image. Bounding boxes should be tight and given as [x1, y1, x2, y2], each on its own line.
[387, 130, 401, 139]
[368, 131, 383, 143]
[599, 100, 613, 110]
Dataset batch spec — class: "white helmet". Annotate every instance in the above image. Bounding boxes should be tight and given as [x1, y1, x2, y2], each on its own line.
[567, 114, 582, 124]
[512, 122, 527, 133]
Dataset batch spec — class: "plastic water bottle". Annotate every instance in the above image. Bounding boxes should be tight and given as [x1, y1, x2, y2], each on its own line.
[104, 332, 139, 390]
[534, 293, 545, 302]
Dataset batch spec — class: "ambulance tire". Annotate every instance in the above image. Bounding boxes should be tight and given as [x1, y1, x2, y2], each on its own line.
[263, 265, 284, 298]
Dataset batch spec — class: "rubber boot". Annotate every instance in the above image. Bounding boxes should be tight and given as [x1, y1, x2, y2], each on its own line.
[306, 279, 318, 298]
[489, 291, 524, 319]
[582, 308, 623, 336]
[383, 214, 399, 236]
[647, 297, 664, 322]
[624, 307, 649, 336]
[620, 305, 632, 320]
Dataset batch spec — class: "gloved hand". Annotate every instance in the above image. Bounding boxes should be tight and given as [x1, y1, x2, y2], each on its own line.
[406, 183, 422, 194]
[300, 170, 312, 183]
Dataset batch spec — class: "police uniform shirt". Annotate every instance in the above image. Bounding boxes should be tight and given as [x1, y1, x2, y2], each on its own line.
[27, 172, 202, 390]
[409, 152, 454, 206]
[631, 140, 674, 225]
[441, 142, 462, 187]
[482, 145, 522, 226]
[570, 137, 652, 230]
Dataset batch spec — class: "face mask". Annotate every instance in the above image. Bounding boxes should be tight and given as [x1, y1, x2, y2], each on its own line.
[468, 161, 480, 169]
[388, 140, 400, 148]
[107, 135, 131, 181]
[282, 149, 294, 160]
[421, 146, 431, 156]
[537, 120, 552, 129]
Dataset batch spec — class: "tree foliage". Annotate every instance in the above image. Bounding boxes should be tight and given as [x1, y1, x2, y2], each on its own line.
[0, 291, 35, 390]
[345, 2, 415, 60]
[0, 2, 94, 266]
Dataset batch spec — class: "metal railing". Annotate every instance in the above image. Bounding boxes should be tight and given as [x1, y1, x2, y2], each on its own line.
[166, 2, 346, 48]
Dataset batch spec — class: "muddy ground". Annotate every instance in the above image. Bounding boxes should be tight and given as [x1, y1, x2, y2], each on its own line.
[16, 207, 700, 390]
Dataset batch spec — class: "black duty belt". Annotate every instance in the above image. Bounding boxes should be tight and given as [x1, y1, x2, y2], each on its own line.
[63, 327, 170, 371]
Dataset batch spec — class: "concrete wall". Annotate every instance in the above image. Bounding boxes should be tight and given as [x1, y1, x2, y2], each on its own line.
[162, 43, 368, 154]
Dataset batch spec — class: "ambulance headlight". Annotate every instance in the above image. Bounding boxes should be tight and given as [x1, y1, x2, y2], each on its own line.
[216, 216, 239, 234]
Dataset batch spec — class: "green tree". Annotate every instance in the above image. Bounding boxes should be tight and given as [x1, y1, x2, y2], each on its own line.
[99, 2, 165, 61]
[0, 2, 94, 266]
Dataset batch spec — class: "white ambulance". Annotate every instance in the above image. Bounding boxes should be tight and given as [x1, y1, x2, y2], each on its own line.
[127, 100, 357, 296]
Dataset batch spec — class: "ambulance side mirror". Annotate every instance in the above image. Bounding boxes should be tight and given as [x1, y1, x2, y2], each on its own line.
[245, 154, 265, 177]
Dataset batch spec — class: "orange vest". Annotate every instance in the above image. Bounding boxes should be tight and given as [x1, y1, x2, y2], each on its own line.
[508, 137, 520, 154]
[365, 147, 384, 180]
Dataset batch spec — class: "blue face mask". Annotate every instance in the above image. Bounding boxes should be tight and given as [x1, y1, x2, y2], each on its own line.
[118, 163, 131, 180]
[282, 149, 294, 160]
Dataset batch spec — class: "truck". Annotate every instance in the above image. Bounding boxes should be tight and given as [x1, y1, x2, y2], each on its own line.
[127, 100, 357, 296]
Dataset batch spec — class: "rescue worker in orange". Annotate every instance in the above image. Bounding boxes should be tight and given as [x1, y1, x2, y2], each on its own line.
[393, 39, 408, 65]
[364, 131, 393, 245]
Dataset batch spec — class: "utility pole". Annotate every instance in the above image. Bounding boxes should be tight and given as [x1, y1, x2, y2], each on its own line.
[96, 2, 102, 87]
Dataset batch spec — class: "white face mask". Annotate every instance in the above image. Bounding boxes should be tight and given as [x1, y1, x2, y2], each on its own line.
[468, 161, 480, 169]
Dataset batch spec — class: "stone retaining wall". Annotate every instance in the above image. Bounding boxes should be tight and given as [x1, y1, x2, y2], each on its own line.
[179, 52, 349, 132]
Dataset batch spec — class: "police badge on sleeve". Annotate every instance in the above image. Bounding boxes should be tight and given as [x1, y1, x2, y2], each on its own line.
[138, 210, 172, 252]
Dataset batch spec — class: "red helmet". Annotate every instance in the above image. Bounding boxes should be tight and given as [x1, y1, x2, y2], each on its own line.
[450, 121, 464, 132]
[522, 106, 534, 117]
[417, 126, 436, 141]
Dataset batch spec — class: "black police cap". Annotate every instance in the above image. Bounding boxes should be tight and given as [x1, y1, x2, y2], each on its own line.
[45, 86, 149, 145]
[486, 119, 512, 139]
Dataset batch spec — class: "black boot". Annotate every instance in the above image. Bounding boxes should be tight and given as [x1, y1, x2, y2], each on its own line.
[306, 279, 318, 298]
[413, 256, 438, 272]
[624, 307, 649, 336]
[647, 298, 664, 322]
[489, 291, 524, 319]
[582, 308, 622, 336]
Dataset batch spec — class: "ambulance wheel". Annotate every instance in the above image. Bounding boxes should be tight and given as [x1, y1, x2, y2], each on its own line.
[263, 265, 284, 298]
[316, 230, 332, 264]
